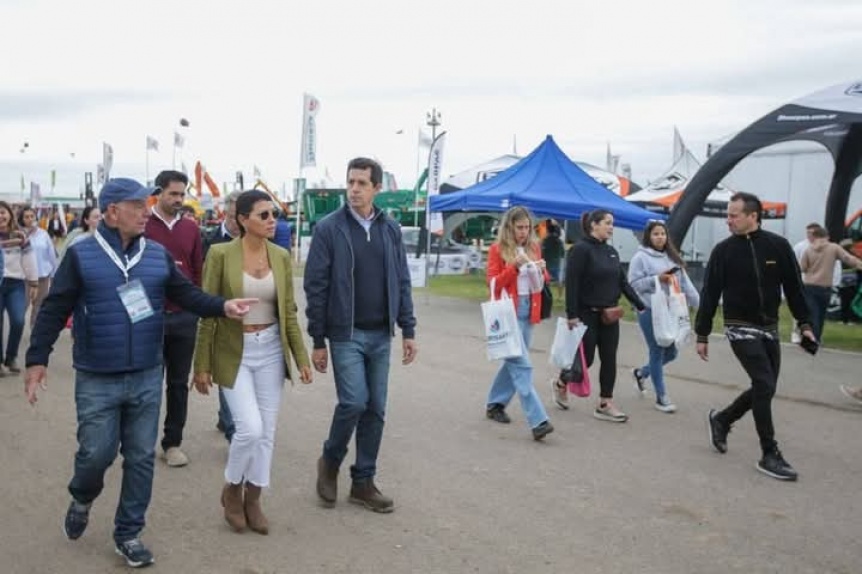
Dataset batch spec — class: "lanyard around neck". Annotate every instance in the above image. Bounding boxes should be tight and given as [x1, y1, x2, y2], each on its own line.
[95, 230, 146, 283]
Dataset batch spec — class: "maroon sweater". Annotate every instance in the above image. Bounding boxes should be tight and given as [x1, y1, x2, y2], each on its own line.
[144, 213, 203, 312]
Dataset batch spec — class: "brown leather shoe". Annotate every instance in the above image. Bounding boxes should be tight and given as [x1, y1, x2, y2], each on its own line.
[349, 479, 394, 513]
[221, 483, 246, 532]
[243, 484, 269, 535]
[316, 456, 338, 507]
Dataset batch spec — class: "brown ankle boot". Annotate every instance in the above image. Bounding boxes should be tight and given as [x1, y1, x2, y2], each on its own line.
[316, 456, 339, 507]
[349, 479, 394, 513]
[243, 484, 269, 535]
[221, 483, 246, 532]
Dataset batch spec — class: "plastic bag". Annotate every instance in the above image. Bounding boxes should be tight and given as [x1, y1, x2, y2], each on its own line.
[549, 318, 587, 369]
[482, 278, 523, 361]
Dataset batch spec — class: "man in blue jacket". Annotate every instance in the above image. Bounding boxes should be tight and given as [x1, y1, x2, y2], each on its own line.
[24, 178, 256, 568]
[304, 157, 417, 514]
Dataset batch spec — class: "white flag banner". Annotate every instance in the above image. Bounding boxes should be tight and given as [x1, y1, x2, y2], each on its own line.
[174, 131, 185, 148]
[300, 93, 320, 168]
[146, 136, 159, 151]
[103, 142, 114, 181]
[29, 182, 41, 205]
[97, 163, 105, 184]
[426, 131, 446, 233]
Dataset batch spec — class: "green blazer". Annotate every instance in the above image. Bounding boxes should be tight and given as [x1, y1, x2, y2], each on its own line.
[193, 238, 310, 388]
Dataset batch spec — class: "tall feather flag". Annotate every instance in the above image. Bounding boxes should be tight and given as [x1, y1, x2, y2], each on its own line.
[102, 143, 114, 182]
[300, 93, 320, 168]
[146, 136, 159, 151]
[174, 131, 185, 149]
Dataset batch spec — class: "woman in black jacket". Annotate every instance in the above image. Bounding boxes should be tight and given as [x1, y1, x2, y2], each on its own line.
[555, 210, 645, 422]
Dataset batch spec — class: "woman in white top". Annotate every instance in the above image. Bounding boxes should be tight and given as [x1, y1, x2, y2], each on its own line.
[193, 190, 312, 535]
[59, 205, 102, 262]
[0, 201, 38, 375]
[18, 206, 58, 328]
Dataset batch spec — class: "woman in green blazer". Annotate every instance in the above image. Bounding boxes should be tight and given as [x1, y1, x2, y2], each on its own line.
[193, 190, 312, 535]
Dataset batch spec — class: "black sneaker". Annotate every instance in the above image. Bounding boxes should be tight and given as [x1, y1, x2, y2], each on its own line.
[707, 408, 729, 454]
[486, 403, 511, 424]
[63, 499, 91, 540]
[633, 368, 647, 395]
[532, 420, 554, 441]
[115, 538, 155, 568]
[756, 450, 798, 482]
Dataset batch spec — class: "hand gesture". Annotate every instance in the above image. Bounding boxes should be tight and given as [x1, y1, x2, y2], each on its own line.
[515, 253, 530, 268]
[402, 339, 418, 365]
[696, 342, 709, 361]
[192, 372, 212, 394]
[224, 298, 259, 319]
[298, 365, 313, 384]
[25, 365, 48, 405]
[659, 272, 674, 284]
[312, 348, 328, 373]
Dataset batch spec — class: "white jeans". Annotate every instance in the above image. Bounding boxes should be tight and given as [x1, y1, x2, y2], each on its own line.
[222, 325, 284, 487]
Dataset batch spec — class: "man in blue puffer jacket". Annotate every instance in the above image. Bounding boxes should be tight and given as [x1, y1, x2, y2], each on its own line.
[24, 178, 257, 568]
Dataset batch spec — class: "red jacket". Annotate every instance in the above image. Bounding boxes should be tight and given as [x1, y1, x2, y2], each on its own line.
[486, 243, 549, 325]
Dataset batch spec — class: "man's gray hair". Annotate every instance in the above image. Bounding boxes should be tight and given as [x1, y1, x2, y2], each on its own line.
[223, 190, 243, 209]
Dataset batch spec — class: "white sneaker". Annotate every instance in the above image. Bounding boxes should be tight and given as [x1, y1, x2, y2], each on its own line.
[163, 447, 189, 467]
[594, 401, 628, 423]
[551, 378, 570, 410]
[654, 396, 677, 413]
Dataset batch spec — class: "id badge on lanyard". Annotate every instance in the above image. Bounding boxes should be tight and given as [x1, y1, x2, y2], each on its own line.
[95, 231, 155, 324]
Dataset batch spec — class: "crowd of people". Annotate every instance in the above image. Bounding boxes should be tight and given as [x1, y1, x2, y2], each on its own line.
[6, 160, 860, 568]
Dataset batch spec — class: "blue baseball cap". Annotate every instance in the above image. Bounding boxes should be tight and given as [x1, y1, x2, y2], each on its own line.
[98, 178, 159, 211]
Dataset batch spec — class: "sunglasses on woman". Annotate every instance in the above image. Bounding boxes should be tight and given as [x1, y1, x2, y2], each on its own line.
[252, 210, 277, 221]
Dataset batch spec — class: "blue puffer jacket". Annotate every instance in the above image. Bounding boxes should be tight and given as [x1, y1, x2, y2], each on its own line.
[26, 223, 225, 374]
[303, 205, 416, 349]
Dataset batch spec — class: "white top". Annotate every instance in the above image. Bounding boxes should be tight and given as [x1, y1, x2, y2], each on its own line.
[28, 227, 58, 278]
[242, 271, 277, 324]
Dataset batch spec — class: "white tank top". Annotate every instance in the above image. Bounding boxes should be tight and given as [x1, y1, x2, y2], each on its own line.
[242, 271, 277, 324]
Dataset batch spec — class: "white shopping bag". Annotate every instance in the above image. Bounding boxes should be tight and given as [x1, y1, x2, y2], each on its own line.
[651, 276, 678, 347]
[669, 276, 692, 345]
[481, 278, 524, 361]
[549, 318, 588, 369]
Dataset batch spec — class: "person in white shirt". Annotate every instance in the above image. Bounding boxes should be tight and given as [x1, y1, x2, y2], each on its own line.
[19, 206, 58, 328]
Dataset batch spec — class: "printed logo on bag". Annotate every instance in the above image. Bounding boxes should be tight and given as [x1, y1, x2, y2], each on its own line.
[489, 319, 500, 332]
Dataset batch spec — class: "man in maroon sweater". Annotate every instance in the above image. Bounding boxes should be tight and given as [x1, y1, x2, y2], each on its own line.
[145, 170, 203, 467]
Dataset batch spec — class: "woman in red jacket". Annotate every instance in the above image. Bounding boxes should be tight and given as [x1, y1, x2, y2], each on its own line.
[485, 206, 553, 440]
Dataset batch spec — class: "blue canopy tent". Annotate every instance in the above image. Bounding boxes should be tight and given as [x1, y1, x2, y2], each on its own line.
[429, 135, 659, 231]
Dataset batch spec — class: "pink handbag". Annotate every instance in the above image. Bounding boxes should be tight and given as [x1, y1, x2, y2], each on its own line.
[566, 344, 591, 397]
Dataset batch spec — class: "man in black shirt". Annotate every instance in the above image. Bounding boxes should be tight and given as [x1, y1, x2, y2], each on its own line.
[696, 192, 814, 481]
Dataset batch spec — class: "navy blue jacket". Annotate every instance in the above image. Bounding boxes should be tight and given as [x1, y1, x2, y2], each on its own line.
[303, 206, 416, 349]
[26, 223, 226, 374]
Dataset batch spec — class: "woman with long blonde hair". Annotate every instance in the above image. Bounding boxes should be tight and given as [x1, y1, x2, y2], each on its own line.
[485, 206, 553, 440]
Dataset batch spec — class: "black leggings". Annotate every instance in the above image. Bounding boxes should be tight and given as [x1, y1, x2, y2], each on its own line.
[578, 309, 620, 399]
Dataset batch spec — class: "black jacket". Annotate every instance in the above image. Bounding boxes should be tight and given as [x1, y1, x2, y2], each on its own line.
[565, 236, 644, 318]
[694, 228, 811, 342]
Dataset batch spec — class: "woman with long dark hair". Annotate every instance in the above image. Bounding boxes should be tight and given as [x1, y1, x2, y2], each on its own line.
[627, 220, 700, 413]
[555, 210, 645, 422]
[0, 201, 38, 375]
[485, 206, 554, 440]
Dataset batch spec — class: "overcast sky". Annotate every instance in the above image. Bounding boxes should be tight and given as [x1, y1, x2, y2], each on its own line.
[2, 0, 861, 198]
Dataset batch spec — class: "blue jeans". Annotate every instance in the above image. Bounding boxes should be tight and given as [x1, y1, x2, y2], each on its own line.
[0, 278, 27, 365]
[68, 366, 162, 544]
[804, 285, 832, 342]
[487, 295, 549, 429]
[636, 308, 678, 400]
[324, 328, 392, 482]
[217, 387, 235, 441]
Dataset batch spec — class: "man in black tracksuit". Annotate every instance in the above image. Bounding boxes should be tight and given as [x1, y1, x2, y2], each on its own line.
[696, 192, 814, 482]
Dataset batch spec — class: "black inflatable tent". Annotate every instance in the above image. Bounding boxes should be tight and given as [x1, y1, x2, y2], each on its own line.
[668, 79, 862, 245]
